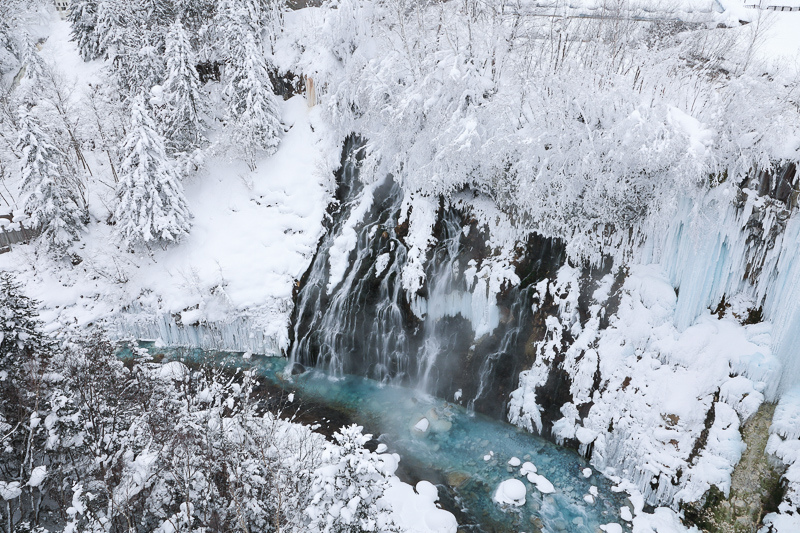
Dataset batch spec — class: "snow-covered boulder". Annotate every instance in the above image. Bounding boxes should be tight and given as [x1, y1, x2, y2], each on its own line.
[493, 478, 526, 506]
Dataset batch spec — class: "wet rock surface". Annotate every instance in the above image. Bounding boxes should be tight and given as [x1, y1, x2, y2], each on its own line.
[682, 403, 785, 533]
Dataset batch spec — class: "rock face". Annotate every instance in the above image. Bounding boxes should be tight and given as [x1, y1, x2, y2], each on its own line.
[289, 139, 565, 417]
[289, 138, 790, 515]
[682, 403, 784, 532]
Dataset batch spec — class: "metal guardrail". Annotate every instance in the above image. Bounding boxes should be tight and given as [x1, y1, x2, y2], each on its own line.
[0, 223, 40, 253]
[745, 2, 800, 10]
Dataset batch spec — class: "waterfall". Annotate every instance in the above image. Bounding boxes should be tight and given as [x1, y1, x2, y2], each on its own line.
[289, 138, 412, 380]
[289, 138, 566, 416]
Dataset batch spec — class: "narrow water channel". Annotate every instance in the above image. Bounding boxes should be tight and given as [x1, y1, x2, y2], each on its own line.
[126, 343, 631, 533]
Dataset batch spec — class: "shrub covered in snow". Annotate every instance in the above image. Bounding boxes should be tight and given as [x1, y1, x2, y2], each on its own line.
[307, 424, 401, 532]
[282, 0, 800, 260]
[0, 324, 452, 532]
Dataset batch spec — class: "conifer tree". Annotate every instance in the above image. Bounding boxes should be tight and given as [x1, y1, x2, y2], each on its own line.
[94, 0, 128, 61]
[114, 93, 192, 250]
[160, 21, 206, 155]
[217, 0, 282, 168]
[177, 0, 218, 37]
[216, 0, 261, 48]
[17, 108, 85, 255]
[140, 0, 176, 30]
[68, 0, 102, 61]
[0, 1, 45, 76]
[227, 30, 281, 168]
[0, 18, 21, 77]
[95, 0, 165, 97]
[0, 272, 43, 370]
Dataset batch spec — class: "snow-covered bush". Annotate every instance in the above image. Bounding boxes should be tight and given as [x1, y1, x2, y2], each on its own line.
[283, 0, 800, 260]
[307, 424, 400, 533]
[0, 273, 52, 533]
[1, 326, 417, 533]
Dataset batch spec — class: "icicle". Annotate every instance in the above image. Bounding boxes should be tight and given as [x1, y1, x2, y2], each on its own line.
[112, 312, 282, 355]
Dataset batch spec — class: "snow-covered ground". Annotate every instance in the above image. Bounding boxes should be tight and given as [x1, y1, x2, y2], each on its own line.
[1, 16, 339, 354]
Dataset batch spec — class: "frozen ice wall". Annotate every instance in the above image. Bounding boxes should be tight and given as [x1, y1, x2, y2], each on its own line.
[647, 186, 800, 398]
[763, 217, 800, 396]
[113, 312, 283, 355]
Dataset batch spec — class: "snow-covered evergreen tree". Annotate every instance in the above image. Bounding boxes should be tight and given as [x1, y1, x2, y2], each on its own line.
[93, 0, 129, 61]
[68, 0, 102, 61]
[0, 1, 47, 76]
[16, 108, 85, 255]
[227, 30, 281, 168]
[160, 21, 206, 156]
[140, 0, 176, 30]
[0, 272, 42, 370]
[95, 0, 166, 98]
[0, 16, 22, 77]
[217, 0, 281, 168]
[114, 93, 192, 249]
[177, 0, 218, 36]
[216, 0, 261, 48]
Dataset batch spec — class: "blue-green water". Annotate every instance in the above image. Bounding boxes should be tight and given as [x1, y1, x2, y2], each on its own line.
[126, 343, 630, 533]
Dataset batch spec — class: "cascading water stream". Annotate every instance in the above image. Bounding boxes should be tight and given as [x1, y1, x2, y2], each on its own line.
[289, 138, 566, 417]
[414, 210, 475, 396]
[288, 138, 413, 381]
[467, 284, 537, 414]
